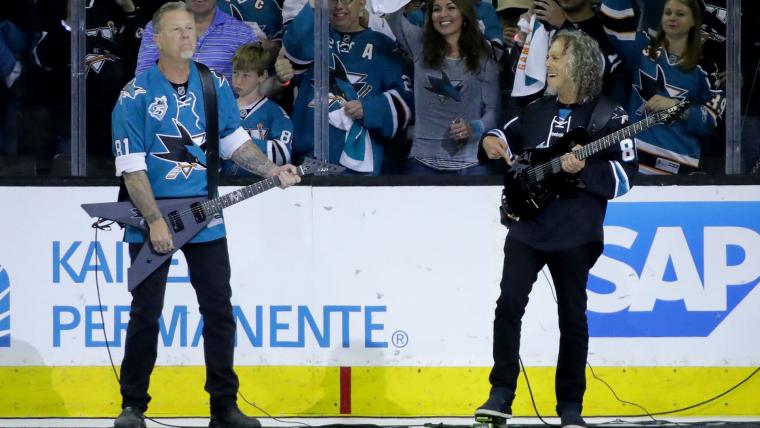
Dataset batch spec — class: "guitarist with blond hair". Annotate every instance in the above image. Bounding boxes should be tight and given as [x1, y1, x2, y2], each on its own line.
[110, 2, 300, 428]
[477, 29, 638, 428]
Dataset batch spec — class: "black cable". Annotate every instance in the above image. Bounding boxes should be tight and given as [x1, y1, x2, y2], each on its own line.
[585, 363, 661, 424]
[93, 221, 122, 385]
[518, 355, 560, 427]
[593, 365, 760, 418]
[541, 268, 558, 303]
[93, 222, 196, 428]
[237, 391, 313, 427]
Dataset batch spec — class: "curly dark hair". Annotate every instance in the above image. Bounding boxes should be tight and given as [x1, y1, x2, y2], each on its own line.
[421, 0, 490, 72]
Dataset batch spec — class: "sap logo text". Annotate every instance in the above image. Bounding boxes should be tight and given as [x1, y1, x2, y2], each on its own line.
[0, 265, 10, 347]
[588, 202, 760, 337]
[53, 304, 389, 348]
[52, 241, 189, 284]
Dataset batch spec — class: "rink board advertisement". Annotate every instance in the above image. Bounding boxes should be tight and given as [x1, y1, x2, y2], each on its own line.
[0, 185, 758, 417]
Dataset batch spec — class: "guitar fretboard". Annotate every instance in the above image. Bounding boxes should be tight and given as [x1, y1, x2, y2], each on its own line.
[200, 175, 284, 216]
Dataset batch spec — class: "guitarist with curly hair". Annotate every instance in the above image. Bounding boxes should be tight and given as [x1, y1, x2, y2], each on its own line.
[477, 30, 638, 428]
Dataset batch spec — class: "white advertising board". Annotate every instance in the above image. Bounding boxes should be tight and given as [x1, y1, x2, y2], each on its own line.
[0, 185, 758, 367]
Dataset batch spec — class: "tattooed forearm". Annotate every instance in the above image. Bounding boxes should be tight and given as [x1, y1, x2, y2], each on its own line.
[231, 140, 277, 177]
[123, 171, 164, 224]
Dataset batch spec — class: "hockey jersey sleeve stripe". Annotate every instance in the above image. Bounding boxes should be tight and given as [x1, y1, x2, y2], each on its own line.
[485, 127, 514, 159]
[602, 16, 638, 35]
[220, 127, 251, 159]
[600, 3, 635, 20]
[609, 160, 631, 198]
[603, 26, 636, 41]
[284, 49, 312, 66]
[115, 153, 147, 177]
[268, 138, 291, 165]
[386, 89, 411, 131]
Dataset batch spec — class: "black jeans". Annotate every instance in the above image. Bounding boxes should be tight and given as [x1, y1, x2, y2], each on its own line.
[489, 236, 603, 415]
[120, 238, 239, 413]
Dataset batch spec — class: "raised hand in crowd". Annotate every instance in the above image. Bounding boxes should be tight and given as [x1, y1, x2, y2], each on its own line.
[534, 0, 566, 28]
[274, 47, 294, 84]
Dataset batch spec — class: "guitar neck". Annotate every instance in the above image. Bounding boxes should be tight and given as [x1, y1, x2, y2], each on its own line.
[200, 166, 303, 215]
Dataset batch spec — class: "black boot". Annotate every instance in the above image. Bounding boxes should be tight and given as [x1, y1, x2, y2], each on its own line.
[209, 405, 262, 428]
[114, 406, 146, 428]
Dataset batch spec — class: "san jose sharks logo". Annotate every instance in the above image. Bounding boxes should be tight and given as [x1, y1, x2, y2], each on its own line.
[249, 122, 268, 140]
[119, 79, 146, 103]
[425, 71, 463, 103]
[153, 119, 207, 179]
[308, 54, 371, 109]
[633, 64, 687, 116]
[85, 51, 119, 76]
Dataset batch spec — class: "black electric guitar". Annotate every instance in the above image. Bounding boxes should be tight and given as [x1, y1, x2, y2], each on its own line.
[82, 158, 344, 291]
[500, 100, 689, 223]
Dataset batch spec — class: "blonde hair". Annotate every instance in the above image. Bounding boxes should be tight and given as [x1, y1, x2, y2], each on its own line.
[232, 43, 272, 74]
[152, 1, 192, 33]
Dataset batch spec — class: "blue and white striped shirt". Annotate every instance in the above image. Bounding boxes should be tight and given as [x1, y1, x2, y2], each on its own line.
[135, 7, 257, 82]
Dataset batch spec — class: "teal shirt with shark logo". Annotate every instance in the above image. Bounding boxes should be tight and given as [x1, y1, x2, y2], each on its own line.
[111, 62, 249, 243]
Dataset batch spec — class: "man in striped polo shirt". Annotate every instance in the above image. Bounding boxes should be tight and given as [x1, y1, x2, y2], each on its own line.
[135, 0, 256, 82]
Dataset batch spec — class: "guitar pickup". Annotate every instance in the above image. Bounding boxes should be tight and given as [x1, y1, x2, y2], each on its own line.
[190, 202, 207, 224]
[167, 210, 184, 233]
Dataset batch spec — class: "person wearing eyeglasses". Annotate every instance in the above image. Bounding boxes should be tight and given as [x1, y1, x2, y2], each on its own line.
[385, 0, 499, 175]
[282, 0, 414, 174]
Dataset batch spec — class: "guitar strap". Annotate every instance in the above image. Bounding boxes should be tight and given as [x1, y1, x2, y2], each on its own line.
[196, 62, 220, 199]
[586, 96, 616, 138]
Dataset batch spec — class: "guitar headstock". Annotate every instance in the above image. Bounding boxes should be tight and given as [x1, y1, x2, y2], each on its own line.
[298, 157, 346, 176]
[653, 99, 690, 125]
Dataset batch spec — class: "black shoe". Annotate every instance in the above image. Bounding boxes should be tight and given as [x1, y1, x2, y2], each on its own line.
[560, 410, 587, 428]
[475, 393, 512, 419]
[114, 407, 146, 428]
[209, 405, 262, 428]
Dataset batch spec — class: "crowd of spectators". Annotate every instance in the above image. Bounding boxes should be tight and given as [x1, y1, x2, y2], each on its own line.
[0, 0, 758, 176]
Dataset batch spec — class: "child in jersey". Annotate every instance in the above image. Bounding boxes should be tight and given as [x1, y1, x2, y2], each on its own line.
[222, 42, 294, 177]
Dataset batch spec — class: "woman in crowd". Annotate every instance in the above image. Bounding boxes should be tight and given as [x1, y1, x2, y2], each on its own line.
[386, 0, 499, 175]
[282, 0, 413, 175]
[602, 0, 724, 174]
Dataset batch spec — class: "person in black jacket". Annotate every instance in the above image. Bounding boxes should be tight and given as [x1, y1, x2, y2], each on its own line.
[476, 30, 638, 428]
